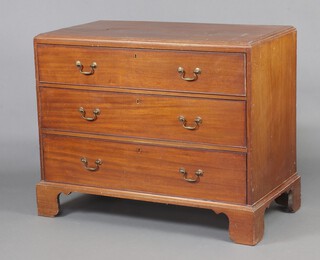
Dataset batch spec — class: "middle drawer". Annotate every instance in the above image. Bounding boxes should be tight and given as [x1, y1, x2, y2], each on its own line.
[40, 87, 246, 147]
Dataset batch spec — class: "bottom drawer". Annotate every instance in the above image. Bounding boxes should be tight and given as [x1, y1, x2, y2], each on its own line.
[43, 135, 247, 204]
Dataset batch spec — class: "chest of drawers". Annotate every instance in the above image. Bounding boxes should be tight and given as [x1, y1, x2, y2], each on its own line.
[34, 21, 301, 245]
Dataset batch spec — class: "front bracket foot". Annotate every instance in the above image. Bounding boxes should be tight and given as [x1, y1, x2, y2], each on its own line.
[36, 182, 71, 217]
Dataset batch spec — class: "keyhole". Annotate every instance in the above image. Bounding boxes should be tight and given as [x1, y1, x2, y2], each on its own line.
[136, 148, 142, 153]
[136, 98, 141, 104]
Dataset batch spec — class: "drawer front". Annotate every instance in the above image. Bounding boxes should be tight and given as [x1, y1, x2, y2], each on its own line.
[37, 45, 245, 96]
[40, 88, 246, 147]
[43, 135, 247, 204]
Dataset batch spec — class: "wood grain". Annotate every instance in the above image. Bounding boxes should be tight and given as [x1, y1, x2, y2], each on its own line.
[34, 20, 294, 52]
[247, 30, 297, 203]
[40, 87, 246, 147]
[39, 83, 247, 101]
[42, 129, 247, 153]
[36, 182, 71, 217]
[226, 206, 265, 245]
[36, 174, 300, 244]
[34, 21, 301, 245]
[42, 134, 247, 204]
[37, 45, 245, 96]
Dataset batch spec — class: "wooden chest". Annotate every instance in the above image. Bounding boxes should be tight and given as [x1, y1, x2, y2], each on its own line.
[34, 21, 301, 245]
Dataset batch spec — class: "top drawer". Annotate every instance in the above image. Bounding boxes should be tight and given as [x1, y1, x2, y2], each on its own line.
[37, 45, 246, 96]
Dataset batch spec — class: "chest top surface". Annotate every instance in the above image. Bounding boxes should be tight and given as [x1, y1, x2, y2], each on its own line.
[34, 20, 295, 51]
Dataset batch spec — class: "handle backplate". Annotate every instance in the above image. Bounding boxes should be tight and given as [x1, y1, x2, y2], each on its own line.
[178, 115, 202, 130]
[76, 61, 97, 75]
[80, 157, 102, 172]
[79, 107, 100, 121]
[179, 168, 204, 183]
[177, 67, 201, 81]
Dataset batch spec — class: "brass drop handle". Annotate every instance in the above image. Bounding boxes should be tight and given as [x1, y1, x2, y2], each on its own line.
[179, 168, 204, 183]
[178, 116, 202, 130]
[79, 107, 100, 121]
[177, 67, 201, 81]
[80, 157, 102, 171]
[75, 60, 97, 75]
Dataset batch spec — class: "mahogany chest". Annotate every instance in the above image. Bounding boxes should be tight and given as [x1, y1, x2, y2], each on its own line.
[34, 21, 301, 245]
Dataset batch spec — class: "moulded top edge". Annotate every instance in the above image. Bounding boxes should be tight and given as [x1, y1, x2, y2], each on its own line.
[34, 20, 296, 51]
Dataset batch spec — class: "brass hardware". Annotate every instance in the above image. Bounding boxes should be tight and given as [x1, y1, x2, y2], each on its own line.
[178, 116, 202, 130]
[75, 60, 97, 75]
[80, 157, 102, 171]
[179, 168, 203, 183]
[79, 107, 100, 121]
[177, 67, 201, 81]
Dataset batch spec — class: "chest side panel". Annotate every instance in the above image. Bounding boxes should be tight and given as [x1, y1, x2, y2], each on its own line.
[247, 31, 297, 204]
